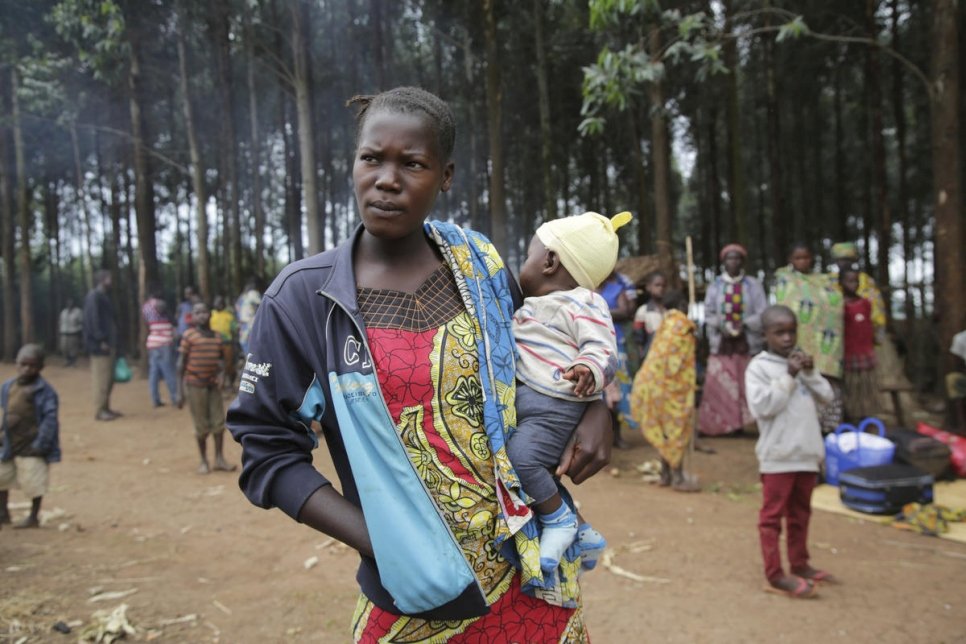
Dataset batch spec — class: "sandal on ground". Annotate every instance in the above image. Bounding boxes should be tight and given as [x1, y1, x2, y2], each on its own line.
[764, 575, 817, 599]
[793, 567, 839, 585]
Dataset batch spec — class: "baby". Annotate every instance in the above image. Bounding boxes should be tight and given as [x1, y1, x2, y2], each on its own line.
[508, 211, 631, 572]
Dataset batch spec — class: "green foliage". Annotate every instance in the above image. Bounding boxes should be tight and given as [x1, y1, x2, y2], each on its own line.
[776, 16, 809, 43]
[49, 0, 127, 81]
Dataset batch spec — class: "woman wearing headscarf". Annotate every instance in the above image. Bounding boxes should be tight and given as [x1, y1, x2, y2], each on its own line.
[698, 244, 767, 436]
[774, 242, 845, 433]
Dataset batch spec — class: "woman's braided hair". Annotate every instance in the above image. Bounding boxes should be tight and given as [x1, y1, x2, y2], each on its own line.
[346, 87, 456, 161]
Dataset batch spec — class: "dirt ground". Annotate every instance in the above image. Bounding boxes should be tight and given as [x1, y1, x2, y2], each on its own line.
[1, 361, 964, 643]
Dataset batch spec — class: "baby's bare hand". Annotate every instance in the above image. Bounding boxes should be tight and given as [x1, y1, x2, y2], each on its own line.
[564, 365, 596, 397]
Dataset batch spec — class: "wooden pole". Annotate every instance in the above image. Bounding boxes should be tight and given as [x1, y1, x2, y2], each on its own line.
[686, 236, 697, 316]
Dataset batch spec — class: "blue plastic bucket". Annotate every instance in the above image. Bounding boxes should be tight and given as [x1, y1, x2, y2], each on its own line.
[824, 418, 895, 486]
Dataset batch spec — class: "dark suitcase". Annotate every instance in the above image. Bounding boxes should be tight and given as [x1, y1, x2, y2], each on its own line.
[838, 464, 934, 515]
[886, 429, 952, 479]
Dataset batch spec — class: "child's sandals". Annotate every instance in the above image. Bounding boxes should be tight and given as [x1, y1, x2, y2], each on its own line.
[793, 566, 839, 585]
[764, 575, 818, 599]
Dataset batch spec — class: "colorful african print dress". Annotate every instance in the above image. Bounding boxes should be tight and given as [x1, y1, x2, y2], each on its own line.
[697, 273, 766, 436]
[630, 310, 696, 468]
[774, 266, 844, 379]
[351, 265, 588, 644]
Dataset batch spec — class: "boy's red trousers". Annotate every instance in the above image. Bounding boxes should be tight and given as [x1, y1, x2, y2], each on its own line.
[758, 471, 817, 582]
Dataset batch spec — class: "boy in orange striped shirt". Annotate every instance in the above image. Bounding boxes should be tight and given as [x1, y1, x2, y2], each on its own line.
[177, 302, 235, 474]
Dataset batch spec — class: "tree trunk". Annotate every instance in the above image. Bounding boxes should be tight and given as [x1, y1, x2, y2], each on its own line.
[482, 0, 508, 259]
[463, 28, 481, 234]
[291, 1, 321, 254]
[931, 0, 964, 372]
[370, 0, 386, 89]
[0, 70, 17, 360]
[629, 109, 650, 254]
[533, 0, 556, 223]
[648, 26, 673, 272]
[246, 14, 265, 280]
[763, 18, 786, 267]
[891, 0, 913, 333]
[723, 0, 747, 246]
[707, 105, 723, 265]
[212, 0, 242, 294]
[126, 34, 159, 306]
[11, 64, 32, 343]
[867, 0, 891, 320]
[177, 24, 211, 302]
[833, 54, 849, 243]
[44, 180, 59, 350]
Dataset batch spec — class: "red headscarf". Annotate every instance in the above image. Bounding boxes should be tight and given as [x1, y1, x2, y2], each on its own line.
[719, 243, 747, 262]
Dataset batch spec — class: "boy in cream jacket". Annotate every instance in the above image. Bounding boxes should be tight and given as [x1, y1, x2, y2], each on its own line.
[746, 305, 836, 599]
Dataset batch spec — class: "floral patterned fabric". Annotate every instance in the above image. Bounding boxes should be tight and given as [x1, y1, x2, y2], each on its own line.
[774, 266, 844, 379]
[352, 261, 586, 643]
[630, 310, 696, 468]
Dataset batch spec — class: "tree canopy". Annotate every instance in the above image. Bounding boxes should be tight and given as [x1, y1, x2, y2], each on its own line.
[0, 0, 962, 385]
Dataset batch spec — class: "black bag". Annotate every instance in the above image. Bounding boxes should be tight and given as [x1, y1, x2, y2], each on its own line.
[839, 464, 934, 515]
[886, 429, 952, 479]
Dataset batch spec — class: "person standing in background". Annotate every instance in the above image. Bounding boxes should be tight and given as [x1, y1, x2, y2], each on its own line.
[176, 286, 198, 346]
[83, 270, 119, 422]
[598, 270, 637, 448]
[143, 289, 179, 408]
[774, 243, 844, 433]
[209, 296, 238, 391]
[58, 297, 84, 367]
[828, 242, 886, 338]
[698, 244, 767, 436]
[235, 280, 262, 356]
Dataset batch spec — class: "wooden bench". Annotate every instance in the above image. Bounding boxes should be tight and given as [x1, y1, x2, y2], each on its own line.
[879, 383, 917, 427]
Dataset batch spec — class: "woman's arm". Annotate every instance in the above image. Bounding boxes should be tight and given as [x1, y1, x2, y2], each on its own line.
[297, 485, 374, 557]
[609, 291, 634, 323]
[555, 398, 612, 484]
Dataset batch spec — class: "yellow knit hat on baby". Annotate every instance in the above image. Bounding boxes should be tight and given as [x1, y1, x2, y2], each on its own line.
[535, 211, 633, 290]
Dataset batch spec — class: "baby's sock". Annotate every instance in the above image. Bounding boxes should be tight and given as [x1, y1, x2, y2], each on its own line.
[576, 523, 607, 571]
[538, 504, 579, 573]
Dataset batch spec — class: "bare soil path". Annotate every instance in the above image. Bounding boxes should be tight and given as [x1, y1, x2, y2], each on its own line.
[1, 362, 963, 643]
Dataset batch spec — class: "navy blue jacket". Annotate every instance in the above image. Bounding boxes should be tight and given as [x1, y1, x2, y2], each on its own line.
[1, 377, 61, 463]
[227, 223, 522, 620]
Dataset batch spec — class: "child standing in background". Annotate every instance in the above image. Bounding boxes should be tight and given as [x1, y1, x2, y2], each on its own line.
[178, 302, 235, 474]
[209, 296, 239, 391]
[746, 305, 836, 599]
[510, 210, 630, 572]
[0, 344, 60, 529]
[633, 270, 668, 362]
[840, 268, 879, 422]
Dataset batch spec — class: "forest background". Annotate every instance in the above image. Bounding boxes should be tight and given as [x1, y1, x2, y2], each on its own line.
[0, 0, 962, 393]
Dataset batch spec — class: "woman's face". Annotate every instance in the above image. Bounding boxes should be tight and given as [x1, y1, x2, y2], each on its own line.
[723, 251, 744, 277]
[789, 248, 813, 273]
[352, 110, 454, 241]
[646, 275, 667, 301]
[841, 271, 860, 296]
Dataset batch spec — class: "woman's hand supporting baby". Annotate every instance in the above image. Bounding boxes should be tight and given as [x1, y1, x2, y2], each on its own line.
[555, 399, 613, 484]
